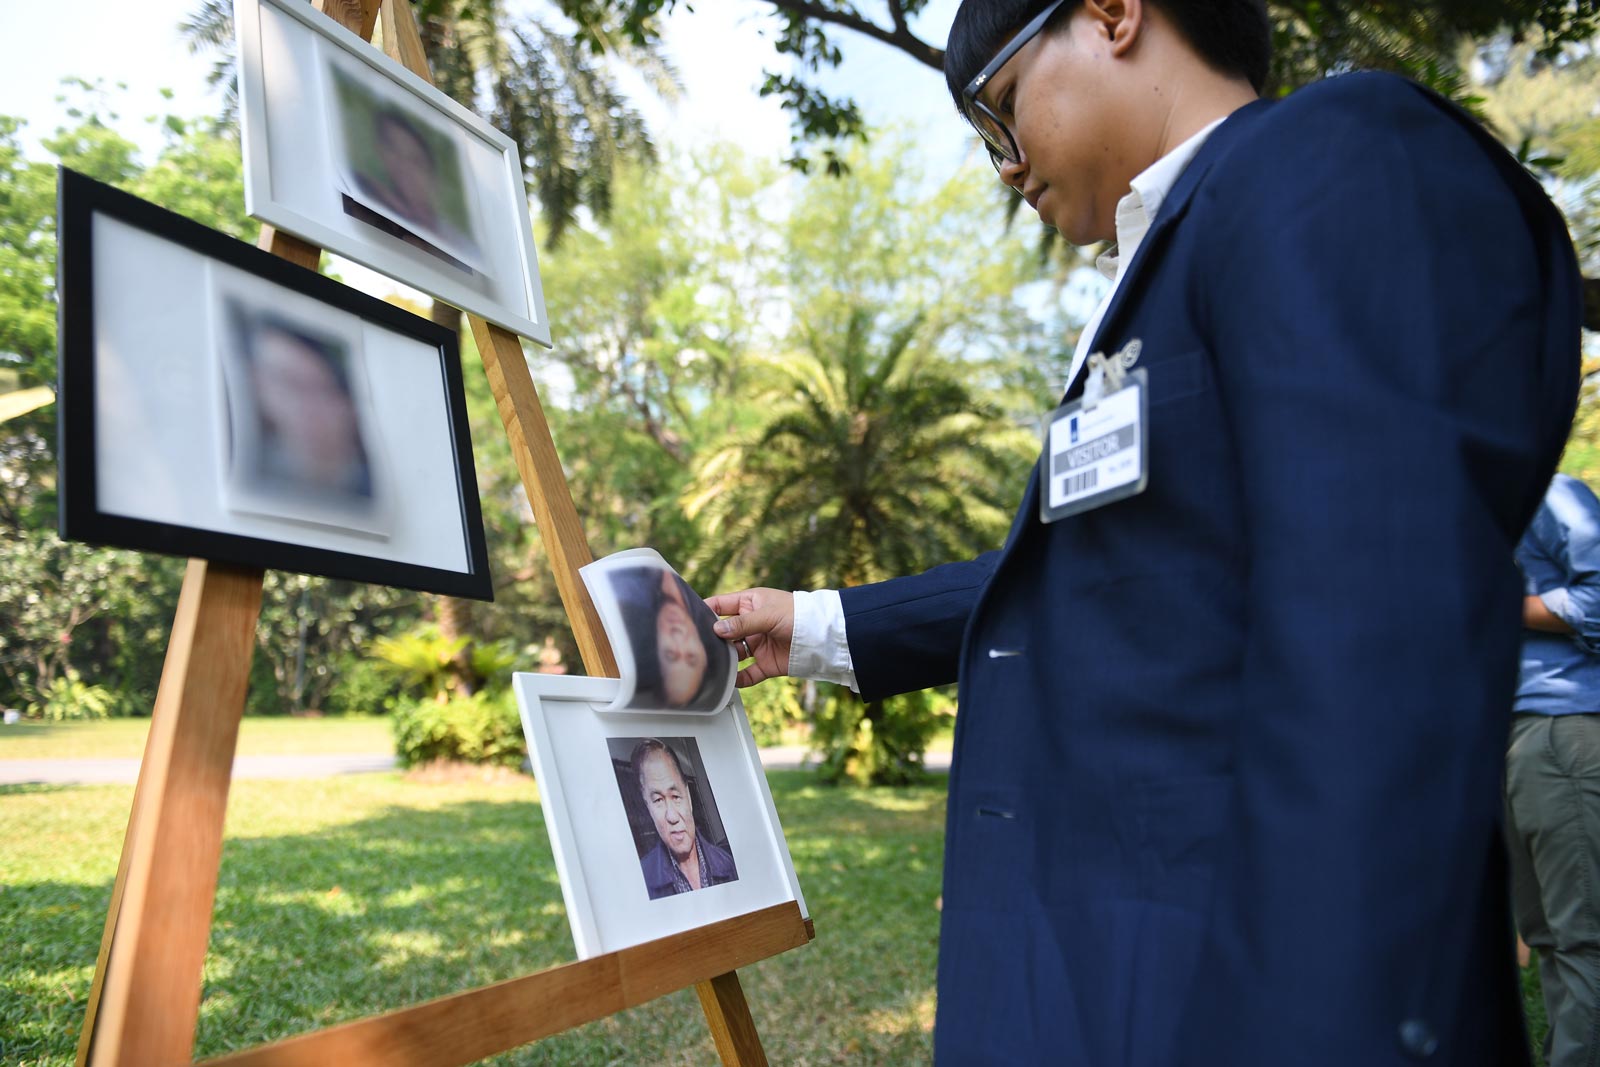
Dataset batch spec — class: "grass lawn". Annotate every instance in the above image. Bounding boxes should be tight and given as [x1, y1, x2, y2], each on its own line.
[0, 770, 945, 1066]
[0, 715, 392, 761]
[0, 755, 1552, 1065]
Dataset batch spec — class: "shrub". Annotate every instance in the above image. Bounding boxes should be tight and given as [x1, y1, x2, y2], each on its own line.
[372, 626, 468, 701]
[28, 670, 117, 722]
[738, 677, 805, 746]
[324, 656, 406, 716]
[811, 687, 949, 786]
[372, 625, 520, 702]
[391, 690, 526, 768]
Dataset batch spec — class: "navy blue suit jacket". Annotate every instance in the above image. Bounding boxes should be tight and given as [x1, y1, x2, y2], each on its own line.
[841, 74, 1580, 1066]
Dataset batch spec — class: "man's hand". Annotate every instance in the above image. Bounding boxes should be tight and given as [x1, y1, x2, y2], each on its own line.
[705, 588, 794, 687]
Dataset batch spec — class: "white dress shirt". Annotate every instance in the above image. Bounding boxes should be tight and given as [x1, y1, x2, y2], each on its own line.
[790, 120, 1226, 692]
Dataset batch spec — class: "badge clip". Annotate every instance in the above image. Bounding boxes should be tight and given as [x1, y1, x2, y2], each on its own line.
[1083, 339, 1142, 411]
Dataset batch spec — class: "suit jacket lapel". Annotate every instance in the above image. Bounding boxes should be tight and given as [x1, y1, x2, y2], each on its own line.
[1008, 102, 1271, 582]
[1063, 99, 1270, 402]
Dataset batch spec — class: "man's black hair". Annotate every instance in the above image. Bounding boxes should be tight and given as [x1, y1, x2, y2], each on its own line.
[943, 0, 1272, 111]
[631, 738, 689, 793]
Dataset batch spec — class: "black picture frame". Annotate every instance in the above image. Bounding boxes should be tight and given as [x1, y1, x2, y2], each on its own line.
[56, 167, 494, 601]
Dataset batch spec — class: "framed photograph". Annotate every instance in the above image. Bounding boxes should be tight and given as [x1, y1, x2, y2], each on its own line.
[580, 549, 737, 715]
[515, 674, 807, 958]
[234, 0, 552, 347]
[56, 167, 494, 600]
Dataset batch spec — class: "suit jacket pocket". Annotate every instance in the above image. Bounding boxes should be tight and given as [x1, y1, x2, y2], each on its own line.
[945, 785, 1035, 911]
[1147, 348, 1211, 407]
[1135, 775, 1231, 907]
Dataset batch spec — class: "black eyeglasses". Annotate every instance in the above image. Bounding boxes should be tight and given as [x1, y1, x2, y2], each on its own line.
[960, 0, 1068, 170]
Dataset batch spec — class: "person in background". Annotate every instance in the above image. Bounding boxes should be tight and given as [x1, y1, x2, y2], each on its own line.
[1506, 472, 1600, 1067]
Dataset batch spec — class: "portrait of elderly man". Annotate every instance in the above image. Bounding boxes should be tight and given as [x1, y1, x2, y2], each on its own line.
[626, 738, 738, 900]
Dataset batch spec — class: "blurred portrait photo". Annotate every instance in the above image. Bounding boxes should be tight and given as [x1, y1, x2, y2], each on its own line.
[607, 565, 734, 712]
[325, 57, 484, 275]
[218, 292, 389, 536]
[609, 736, 739, 901]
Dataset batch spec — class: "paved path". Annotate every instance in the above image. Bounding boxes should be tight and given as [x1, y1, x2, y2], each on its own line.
[0, 746, 950, 785]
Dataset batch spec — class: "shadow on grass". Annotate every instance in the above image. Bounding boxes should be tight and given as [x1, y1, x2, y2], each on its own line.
[6, 772, 948, 1067]
[0, 783, 77, 797]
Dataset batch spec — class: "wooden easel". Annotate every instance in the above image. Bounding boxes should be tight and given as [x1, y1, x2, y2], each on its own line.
[73, 2, 811, 1064]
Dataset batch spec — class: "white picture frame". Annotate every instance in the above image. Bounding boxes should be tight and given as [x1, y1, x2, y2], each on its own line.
[514, 674, 808, 959]
[234, 0, 552, 347]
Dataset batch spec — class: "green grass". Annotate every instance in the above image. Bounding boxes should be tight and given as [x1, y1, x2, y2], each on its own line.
[0, 770, 945, 1066]
[0, 764, 1551, 1064]
[0, 716, 392, 761]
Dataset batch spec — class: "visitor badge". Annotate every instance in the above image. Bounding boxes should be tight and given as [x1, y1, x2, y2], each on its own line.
[1040, 360, 1148, 523]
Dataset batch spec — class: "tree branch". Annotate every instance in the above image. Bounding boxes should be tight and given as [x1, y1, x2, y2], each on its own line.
[764, 0, 945, 70]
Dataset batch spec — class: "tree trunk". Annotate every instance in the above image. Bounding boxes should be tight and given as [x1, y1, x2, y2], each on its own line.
[434, 593, 476, 697]
[428, 298, 474, 697]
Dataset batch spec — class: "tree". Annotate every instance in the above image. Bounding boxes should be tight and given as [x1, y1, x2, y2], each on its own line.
[530, 146, 792, 566]
[686, 309, 1036, 784]
[180, 0, 677, 244]
[678, 141, 1048, 782]
[687, 309, 1036, 590]
[558, 0, 1600, 153]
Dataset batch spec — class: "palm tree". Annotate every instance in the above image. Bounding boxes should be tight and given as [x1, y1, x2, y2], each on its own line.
[686, 307, 1034, 591]
[685, 307, 1037, 784]
[179, 0, 677, 244]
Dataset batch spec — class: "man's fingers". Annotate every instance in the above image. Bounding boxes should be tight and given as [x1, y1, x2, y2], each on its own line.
[704, 592, 743, 617]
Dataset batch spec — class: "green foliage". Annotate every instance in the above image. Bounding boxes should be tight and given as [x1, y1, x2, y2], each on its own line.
[371, 623, 519, 703]
[389, 689, 526, 767]
[2, 770, 949, 1064]
[737, 675, 806, 746]
[373, 625, 470, 701]
[687, 307, 1037, 591]
[322, 656, 408, 717]
[554, 0, 1600, 169]
[469, 638, 521, 686]
[0, 527, 181, 715]
[25, 669, 117, 722]
[682, 138, 1046, 627]
[811, 688, 951, 787]
[531, 147, 791, 567]
[254, 574, 420, 714]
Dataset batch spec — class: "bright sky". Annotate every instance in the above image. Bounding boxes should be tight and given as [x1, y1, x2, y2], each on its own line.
[0, 0, 976, 176]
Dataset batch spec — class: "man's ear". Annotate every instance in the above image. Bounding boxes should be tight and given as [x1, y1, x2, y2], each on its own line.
[1082, 0, 1145, 58]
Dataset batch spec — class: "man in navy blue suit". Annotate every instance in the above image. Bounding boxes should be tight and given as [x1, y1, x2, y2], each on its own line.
[709, 1, 1582, 1062]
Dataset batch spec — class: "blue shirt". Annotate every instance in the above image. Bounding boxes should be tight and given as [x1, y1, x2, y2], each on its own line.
[1515, 473, 1600, 714]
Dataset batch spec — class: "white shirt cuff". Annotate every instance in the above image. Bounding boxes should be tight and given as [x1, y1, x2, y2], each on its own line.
[789, 589, 859, 693]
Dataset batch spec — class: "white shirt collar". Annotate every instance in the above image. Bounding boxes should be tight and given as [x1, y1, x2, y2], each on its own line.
[1095, 117, 1227, 281]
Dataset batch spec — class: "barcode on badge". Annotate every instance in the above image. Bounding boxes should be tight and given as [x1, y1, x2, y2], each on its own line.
[1062, 468, 1099, 496]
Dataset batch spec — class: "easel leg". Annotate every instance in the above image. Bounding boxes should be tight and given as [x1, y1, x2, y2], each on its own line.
[696, 972, 770, 1067]
[76, 559, 264, 1067]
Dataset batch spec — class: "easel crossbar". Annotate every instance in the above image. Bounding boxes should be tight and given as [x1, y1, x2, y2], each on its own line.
[193, 902, 810, 1067]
